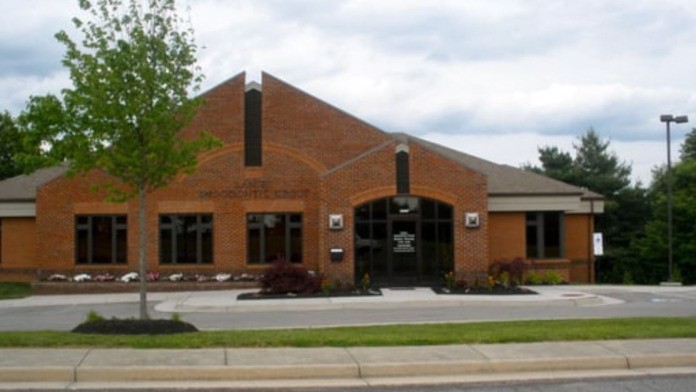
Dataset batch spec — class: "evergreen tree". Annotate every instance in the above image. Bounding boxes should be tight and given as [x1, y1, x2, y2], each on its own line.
[524, 128, 645, 283]
[523, 146, 578, 184]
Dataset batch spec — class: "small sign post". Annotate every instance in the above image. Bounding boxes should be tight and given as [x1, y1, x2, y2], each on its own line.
[593, 232, 604, 256]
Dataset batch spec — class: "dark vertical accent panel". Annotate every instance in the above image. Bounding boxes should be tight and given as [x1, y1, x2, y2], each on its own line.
[245, 89, 262, 166]
[396, 150, 410, 194]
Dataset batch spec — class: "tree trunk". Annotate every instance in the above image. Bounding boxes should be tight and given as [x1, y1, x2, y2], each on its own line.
[138, 184, 148, 319]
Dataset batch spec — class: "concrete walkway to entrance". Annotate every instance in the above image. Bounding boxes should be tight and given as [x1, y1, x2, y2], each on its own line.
[1, 339, 695, 389]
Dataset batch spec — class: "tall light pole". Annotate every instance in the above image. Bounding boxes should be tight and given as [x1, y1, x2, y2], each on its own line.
[660, 114, 688, 283]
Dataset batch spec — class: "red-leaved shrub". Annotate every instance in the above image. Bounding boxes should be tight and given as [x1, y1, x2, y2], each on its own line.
[260, 259, 321, 295]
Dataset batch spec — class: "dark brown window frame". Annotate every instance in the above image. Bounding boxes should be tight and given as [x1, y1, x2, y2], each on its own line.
[75, 215, 127, 265]
[159, 214, 213, 265]
[247, 213, 303, 264]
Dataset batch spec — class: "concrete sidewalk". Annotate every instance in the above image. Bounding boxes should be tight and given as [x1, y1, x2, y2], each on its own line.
[0, 339, 695, 389]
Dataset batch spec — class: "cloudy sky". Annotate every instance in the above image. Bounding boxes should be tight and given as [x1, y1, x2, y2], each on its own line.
[2, 0, 696, 185]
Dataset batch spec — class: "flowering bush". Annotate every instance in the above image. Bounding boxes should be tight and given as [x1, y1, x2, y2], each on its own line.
[360, 273, 371, 291]
[146, 271, 160, 282]
[48, 274, 68, 282]
[320, 277, 333, 295]
[215, 273, 232, 282]
[94, 273, 115, 282]
[73, 273, 91, 282]
[120, 272, 139, 283]
[168, 273, 183, 282]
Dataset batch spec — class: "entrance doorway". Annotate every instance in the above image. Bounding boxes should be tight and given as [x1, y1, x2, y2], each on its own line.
[354, 196, 453, 286]
[389, 218, 419, 283]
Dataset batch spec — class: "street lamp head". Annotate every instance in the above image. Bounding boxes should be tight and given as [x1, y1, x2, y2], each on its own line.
[660, 114, 674, 122]
[674, 115, 689, 124]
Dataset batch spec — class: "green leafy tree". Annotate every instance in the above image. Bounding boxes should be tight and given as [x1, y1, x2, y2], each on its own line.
[636, 135, 696, 284]
[15, 95, 72, 173]
[0, 112, 23, 180]
[22, 0, 219, 319]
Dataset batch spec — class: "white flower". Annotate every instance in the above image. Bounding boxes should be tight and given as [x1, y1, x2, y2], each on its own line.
[168, 273, 184, 282]
[120, 272, 139, 283]
[215, 273, 232, 282]
[73, 273, 91, 282]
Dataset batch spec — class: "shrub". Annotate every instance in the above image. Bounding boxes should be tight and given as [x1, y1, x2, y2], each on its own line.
[543, 271, 564, 285]
[525, 271, 543, 285]
[509, 257, 527, 286]
[259, 259, 320, 295]
[499, 271, 510, 287]
[443, 271, 456, 290]
[320, 277, 333, 295]
[360, 273, 371, 291]
[86, 310, 105, 323]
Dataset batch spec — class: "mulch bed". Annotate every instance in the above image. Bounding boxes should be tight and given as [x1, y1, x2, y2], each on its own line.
[435, 286, 537, 295]
[72, 319, 198, 335]
[238, 289, 382, 300]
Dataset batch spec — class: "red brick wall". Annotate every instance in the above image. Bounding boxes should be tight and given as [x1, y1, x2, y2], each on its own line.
[4, 72, 595, 285]
[488, 212, 526, 262]
[320, 141, 489, 283]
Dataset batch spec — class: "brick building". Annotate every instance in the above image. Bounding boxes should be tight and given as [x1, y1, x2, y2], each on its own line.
[0, 72, 603, 285]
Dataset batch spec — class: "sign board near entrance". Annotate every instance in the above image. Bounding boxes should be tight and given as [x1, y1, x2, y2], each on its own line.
[393, 231, 416, 253]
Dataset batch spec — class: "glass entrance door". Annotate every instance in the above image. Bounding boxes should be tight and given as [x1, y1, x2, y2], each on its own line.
[354, 197, 453, 286]
[389, 219, 419, 283]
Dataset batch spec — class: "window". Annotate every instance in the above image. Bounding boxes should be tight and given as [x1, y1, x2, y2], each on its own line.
[396, 149, 410, 194]
[159, 214, 213, 264]
[247, 213, 302, 264]
[76, 215, 127, 264]
[526, 212, 564, 259]
[244, 89, 262, 166]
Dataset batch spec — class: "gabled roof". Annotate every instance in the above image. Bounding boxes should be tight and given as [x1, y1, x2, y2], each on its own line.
[392, 133, 603, 199]
[0, 165, 68, 201]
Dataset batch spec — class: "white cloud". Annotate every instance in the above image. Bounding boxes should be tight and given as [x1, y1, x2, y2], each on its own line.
[3, 0, 696, 186]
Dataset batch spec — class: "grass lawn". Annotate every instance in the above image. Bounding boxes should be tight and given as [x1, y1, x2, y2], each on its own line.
[0, 282, 31, 300]
[0, 317, 694, 348]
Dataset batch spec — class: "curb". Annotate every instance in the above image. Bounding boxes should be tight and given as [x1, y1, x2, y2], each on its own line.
[1, 342, 695, 384]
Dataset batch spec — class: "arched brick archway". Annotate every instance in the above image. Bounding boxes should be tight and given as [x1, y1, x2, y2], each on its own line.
[354, 196, 453, 285]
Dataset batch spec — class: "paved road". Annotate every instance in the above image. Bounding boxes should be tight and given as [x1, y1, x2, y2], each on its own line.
[0, 285, 694, 331]
[11, 375, 696, 391]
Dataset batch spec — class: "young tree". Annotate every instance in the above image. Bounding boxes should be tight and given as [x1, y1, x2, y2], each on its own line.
[23, 0, 219, 319]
